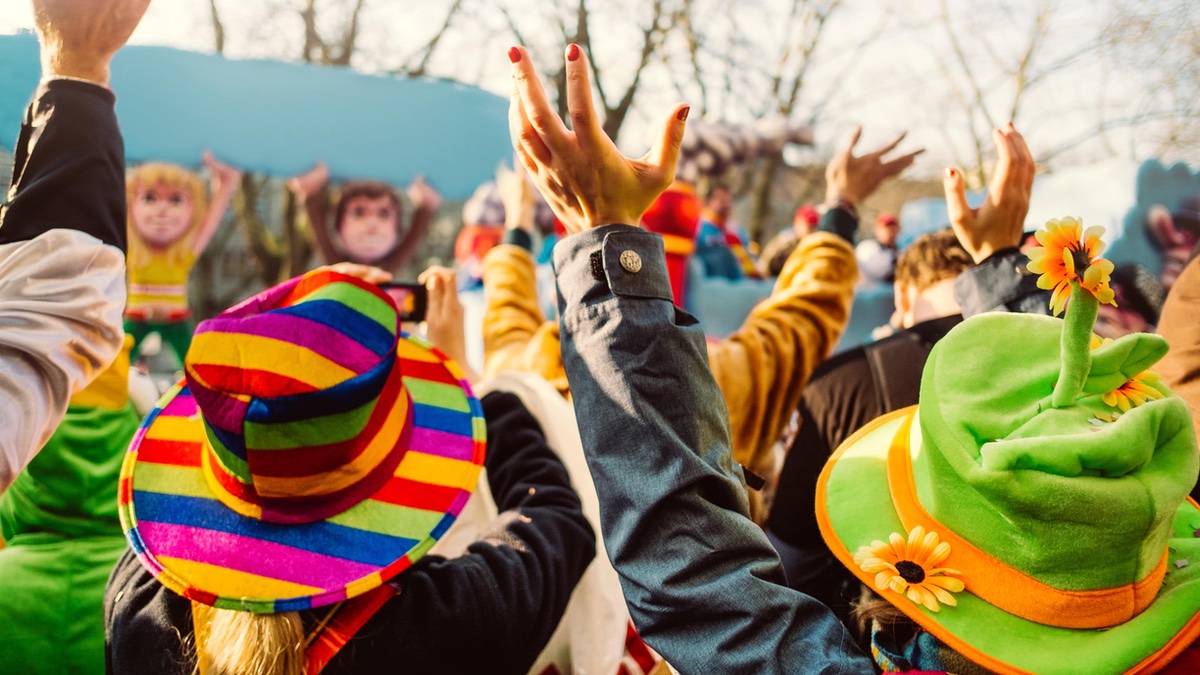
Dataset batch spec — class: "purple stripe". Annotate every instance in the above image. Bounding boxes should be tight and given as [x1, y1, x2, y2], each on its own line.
[139, 520, 380, 589]
[196, 314, 379, 374]
[408, 427, 474, 460]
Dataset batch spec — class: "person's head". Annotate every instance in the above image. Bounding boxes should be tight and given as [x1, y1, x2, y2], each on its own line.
[703, 184, 733, 221]
[819, 220, 1200, 675]
[334, 181, 404, 263]
[875, 212, 900, 248]
[892, 228, 973, 329]
[126, 163, 207, 266]
[792, 204, 820, 238]
[117, 269, 487, 675]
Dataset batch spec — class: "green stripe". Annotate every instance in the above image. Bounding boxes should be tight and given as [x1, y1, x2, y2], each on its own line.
[405, 379, 470, 412]
[133, 462, 211, 499]
[328, 499, 445, 540]
[204, 425, 253, 483]
[302, 283, 395, 332]
[245, 397, 375, 450]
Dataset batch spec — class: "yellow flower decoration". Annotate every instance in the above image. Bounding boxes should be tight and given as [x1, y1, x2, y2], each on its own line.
[1102, 369, 1165, 412]
[1027, 217, 1116, 315]
[853, 526, 964, 612]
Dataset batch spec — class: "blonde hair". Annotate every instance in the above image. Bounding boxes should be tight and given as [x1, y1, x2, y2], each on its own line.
[191, 604, 305, 675]
[126, 163, 208, 271]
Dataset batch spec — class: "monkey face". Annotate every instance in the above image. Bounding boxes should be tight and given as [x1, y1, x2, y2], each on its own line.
[339, 194, 400, 263]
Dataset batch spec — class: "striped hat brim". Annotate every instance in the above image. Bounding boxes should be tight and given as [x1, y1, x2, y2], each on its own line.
[118, 333, 486, 613]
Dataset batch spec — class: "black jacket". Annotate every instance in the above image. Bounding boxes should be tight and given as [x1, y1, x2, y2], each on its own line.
[104, 391, 595, 675]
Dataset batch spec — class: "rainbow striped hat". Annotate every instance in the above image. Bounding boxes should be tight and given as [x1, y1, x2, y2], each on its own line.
[118, 270, 486, 613]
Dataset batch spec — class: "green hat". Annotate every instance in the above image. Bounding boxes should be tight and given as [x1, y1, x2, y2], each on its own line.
[817, 218, 1200, 675]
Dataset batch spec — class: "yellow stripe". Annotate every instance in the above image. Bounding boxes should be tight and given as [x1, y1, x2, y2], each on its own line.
[342, 572, 385, 599]
[158, 555, 323, 597]
[661, 233, 696, 257]
[395, 453, 481, 490]
[396, 339, 441, 363]
[146, 416, 206, 442]
[189, 332, 355, 389]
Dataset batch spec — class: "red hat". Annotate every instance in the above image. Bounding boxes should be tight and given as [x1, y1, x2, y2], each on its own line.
[794, 204, 820, 226]
[640, 181, 701, 306]
[877, 212, 899, 227]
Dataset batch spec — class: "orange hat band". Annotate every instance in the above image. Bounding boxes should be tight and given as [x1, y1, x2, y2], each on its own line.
[887, 413, 1167, 629]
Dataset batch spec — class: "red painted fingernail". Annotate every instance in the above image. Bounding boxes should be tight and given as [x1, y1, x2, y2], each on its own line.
[677, 106, 690, 121]
[567, 44, 581, 61]
[508, 47, 522, 63]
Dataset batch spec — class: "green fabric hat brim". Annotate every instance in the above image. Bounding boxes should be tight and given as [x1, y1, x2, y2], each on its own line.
[818, 409, 1200, 675]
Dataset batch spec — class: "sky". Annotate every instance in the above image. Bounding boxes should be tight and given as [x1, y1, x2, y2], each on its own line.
[0, 0, 1187, 180]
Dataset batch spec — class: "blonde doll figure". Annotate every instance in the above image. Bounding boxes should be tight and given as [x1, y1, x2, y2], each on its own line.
[124, 151, 241, 366]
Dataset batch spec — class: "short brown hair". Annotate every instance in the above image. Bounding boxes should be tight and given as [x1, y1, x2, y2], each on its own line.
[334, 180, 403, 232]
[894, 228, 973, 292]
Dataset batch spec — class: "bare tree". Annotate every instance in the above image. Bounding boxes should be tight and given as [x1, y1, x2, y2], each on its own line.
[742, 0, 843, 243]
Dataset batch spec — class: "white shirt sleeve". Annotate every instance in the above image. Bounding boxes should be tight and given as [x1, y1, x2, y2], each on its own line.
[0, 229, 126, 492]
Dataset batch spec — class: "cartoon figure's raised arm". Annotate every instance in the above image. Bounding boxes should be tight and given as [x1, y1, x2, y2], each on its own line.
[192, 150, 242, 256]
[289, 161, 337, 264]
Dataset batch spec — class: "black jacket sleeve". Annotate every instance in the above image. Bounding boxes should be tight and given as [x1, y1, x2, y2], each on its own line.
[1, 79, 127, 251]
[340, 391, 595, 674]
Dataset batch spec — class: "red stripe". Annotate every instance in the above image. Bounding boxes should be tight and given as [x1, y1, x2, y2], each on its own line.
[305, 584, 397, 674]
[190, 363, 319, 398]
[137, 438, 201, 467]
[625, 622, 658, 672]
[398, 358, 460, 386]
[371, 477, 461, 512]
[118, 477, 133, 505]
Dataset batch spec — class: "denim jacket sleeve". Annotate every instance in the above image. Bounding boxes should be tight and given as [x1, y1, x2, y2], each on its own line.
[553, 225, 874, 675]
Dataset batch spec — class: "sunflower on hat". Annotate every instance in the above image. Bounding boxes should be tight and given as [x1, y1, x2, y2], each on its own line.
[1027, 216, 1116, 315]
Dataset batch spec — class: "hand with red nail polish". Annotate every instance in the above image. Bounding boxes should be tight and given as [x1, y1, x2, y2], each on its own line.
[506, 44, 688, 234]
[943, 123, 1036, 262]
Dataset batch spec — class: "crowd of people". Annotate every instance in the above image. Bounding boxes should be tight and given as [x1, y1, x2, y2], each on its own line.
[2, 2, 1200, 675]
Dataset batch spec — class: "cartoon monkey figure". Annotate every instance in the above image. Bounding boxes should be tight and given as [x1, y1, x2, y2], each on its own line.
[125, 152, 240, 366]
[289, 162, 442, 274]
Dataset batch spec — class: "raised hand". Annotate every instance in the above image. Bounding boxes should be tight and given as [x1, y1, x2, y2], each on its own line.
[507, 44, 688, 234]
[417, 266, 476, 383]
[407, 176, 442, 212]
[287, 162, 330, 199]
[497, 161, 537, 232]
[944, 122, 1035, 263]
[32, 0, 154, 86]
[825, 126, 924, 208]
[317, 262, 393, 285]
[202, 150, 242, 192]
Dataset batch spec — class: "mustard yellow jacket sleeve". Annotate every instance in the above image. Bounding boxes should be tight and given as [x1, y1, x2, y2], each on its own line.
[707, 232, 858, 499]
[481, 245, 571, 398]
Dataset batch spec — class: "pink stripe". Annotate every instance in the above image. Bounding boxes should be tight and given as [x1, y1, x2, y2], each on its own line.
[139, 521, 379, 589]
[196, 314, 380, 374]
[408, 427, 474, 460]
[160, 391, 196, 418]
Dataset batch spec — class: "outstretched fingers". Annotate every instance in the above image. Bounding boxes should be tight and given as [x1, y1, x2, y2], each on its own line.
[509, 78, 552, 166]
[871, 131, 908, 159]
[881, 148, 926, 178]
[943, 167, 972, 228]
[563, 43, 604, 150]
[644, 103, 691, 188]
[509, 46, 571, 154]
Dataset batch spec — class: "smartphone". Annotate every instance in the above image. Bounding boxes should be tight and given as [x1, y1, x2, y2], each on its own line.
[379, 282, 427, 322]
